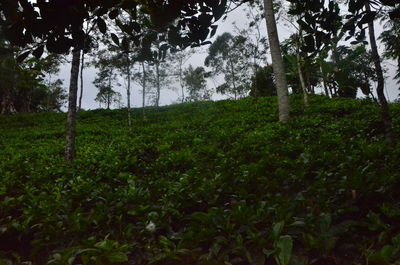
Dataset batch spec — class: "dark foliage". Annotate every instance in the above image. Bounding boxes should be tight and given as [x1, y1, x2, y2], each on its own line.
[1, 96, 400, 264]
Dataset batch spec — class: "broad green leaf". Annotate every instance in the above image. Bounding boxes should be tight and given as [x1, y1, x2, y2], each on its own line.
[274, 235, 293, 265]
[106, 252, 128, 263]
[272, 221, 285, 239]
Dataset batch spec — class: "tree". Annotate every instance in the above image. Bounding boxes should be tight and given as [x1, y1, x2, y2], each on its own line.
[286, 0, 398, 144]
[183, 65, 211, 102]
[281, 31, 319, 106]
[168, 48, 195, 103]
[233, 2, 269, 79]
[95, 86, 122, 109]
[263, 0, 290, 121]
[364, 2, 396, 145]
[380, 8, 400, 95]
[0, 40, 67, 114]
[205, 33, 252, 100]
[250, 65, 276, 97]
[326, 45, 377, 99]
[147, 60, 172, 107]
[78, 22, 99, 112]
[65, 49, 81, 163]
[92, 50, 121, 110]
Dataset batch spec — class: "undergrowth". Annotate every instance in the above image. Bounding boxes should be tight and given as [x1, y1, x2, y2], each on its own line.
[1, 95, 400, 265]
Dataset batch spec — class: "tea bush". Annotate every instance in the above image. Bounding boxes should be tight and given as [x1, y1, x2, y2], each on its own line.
[0, 95, 399, 264]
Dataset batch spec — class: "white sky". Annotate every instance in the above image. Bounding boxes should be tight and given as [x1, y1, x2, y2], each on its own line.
[57, 5, 399, 111]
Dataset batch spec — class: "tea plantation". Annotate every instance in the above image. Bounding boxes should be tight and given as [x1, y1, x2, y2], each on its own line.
[1, 95, 400, 265]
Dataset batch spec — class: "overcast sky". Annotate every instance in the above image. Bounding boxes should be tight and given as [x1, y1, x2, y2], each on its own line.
[57, 5, 399, 111]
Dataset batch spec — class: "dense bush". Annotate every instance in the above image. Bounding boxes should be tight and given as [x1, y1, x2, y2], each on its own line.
[0, 95, 399, 264]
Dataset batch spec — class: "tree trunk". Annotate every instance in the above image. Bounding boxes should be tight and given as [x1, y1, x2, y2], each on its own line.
[126, 54, 132, 127]
[65, 48, 81, 164]
[179, 58, 185, 103]
[155, 61, 161, 107]
[229, 59, 237, 100]
[107, 74, 111, 110]
[78, 52, 84, 111]
[142, 61, 146, 119]
[296, 29, 309, 107]
[1, 89, 12, 114]
[318, 58, 330, 97]
[263, 0, 290, 121]
[296, 52, 309, 107]
[366, 3, 396, 146]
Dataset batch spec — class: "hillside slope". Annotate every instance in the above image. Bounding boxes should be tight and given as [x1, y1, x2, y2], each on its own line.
[1, 95, 400, 265]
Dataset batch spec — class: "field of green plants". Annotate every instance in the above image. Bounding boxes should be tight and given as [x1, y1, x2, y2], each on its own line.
[1, 95, 400, 265]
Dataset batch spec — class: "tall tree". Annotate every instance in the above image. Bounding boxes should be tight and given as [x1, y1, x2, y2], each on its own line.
[263, 0, 290, 121]
[183, 65, 211, 102]
[168, 48, 195, 103]
[205, 33, 252, 99]
[92, 50, 122, 110]
[250, 65, 277, 97]
[365, 2, 395, 145]
[65, 49, 81, 163]
[380, 8, 400, 94]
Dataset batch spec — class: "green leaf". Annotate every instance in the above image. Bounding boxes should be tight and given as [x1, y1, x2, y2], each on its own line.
[106, 252, 128, 263]
[111, 33, 119, 46]
[95, 239, 113, 251]
[17, 51, 30, 63]
[97, 17, 107, 34]
[108, 9, 119, 19]
[32, 45, 44, 59]
[272, 221, 284, 239]
[274, 235, 293, 265]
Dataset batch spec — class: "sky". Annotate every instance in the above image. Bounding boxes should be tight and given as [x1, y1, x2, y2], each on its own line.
[57, 4, 399, 111]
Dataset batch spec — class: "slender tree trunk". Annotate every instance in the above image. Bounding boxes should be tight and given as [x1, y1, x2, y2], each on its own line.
[295, 29, 309, 107]
[107, 75, 111, 110]
[155, 61, 161, 107]
[179, 58, 185, 103]
[78, 52, 84, 111]
[296, 52, 309, 107]
[319, 58, 330, 97]
[126, 55, 132, 127]
[263, 0, 290, 121]
[142, 61, 146, 119]
[229, 59, 237, 100]
[2, 53, 16, 114]
[1, 86, 12, 114]
[65, 48, 81, 164]
[366, 3, 396, 146]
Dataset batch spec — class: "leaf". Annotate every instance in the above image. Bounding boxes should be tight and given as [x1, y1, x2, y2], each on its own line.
[272, 221, 284, 239]
[97, 17, 107, 34]
[111, 33, 119, 46]
[212, 0, 227, 21]
[106, 252, 128, 263]
[108, 9, 119, 19]
[32, 45, 44, 58]
[17, 51, 31, 63]
[380, 0, 397, 7]
[95, 239, 113, 251]
[132, 22, 141, 33]
[297, 19, 313, 32]
[359, 11, 377, 25]
[303, 34, 315, 52]
[210, 25, 218, 38]
[274, 235, 293, 265]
